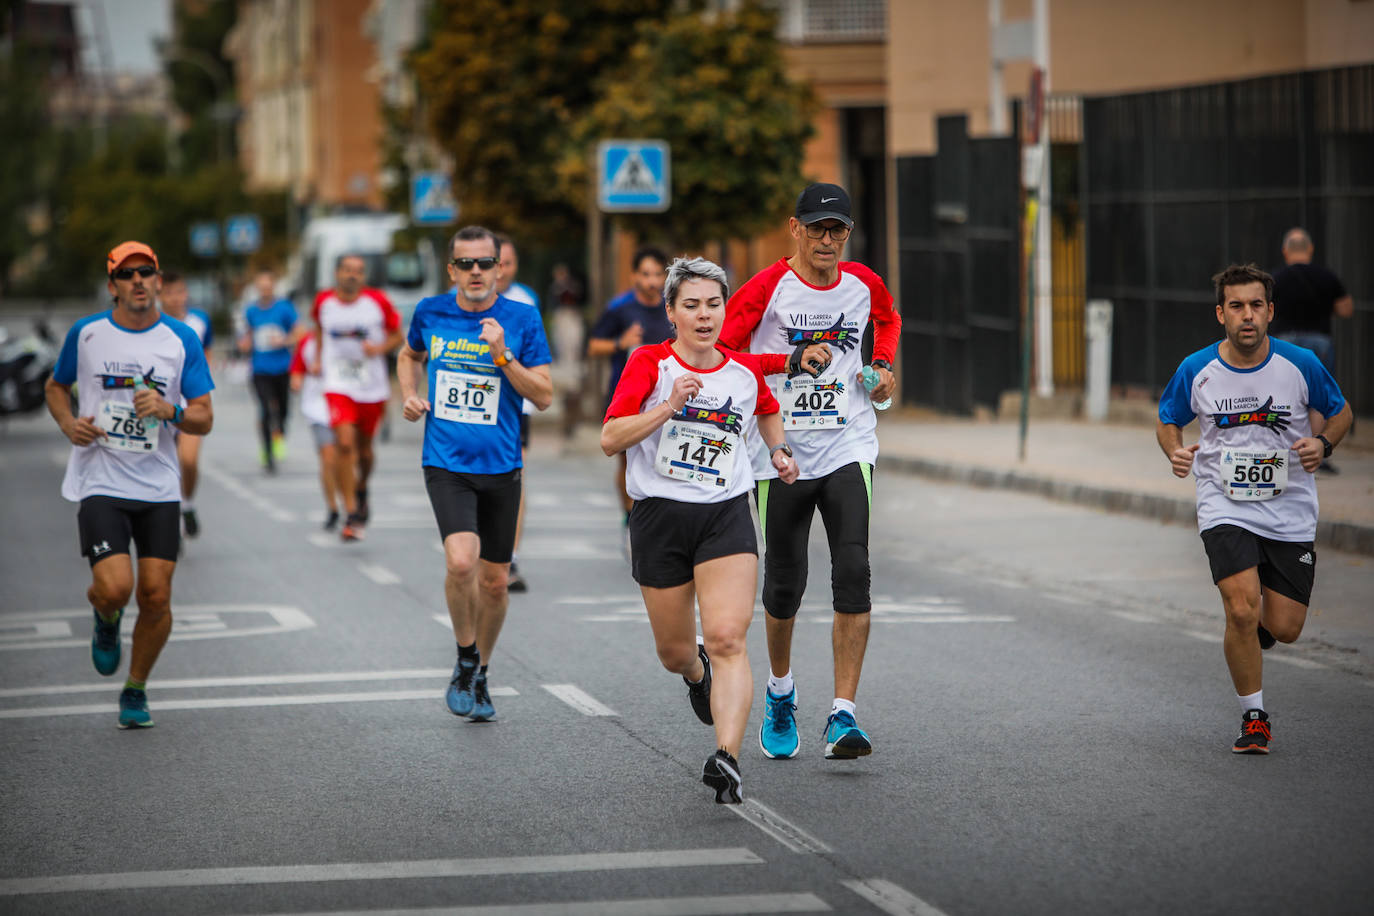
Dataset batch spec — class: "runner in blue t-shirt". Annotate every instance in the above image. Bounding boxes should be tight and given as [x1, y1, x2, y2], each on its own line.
[45, 241, 216, 729]
[237, 268, 298, 473]
[158, 269, 214, 538]
[397, 226, 552, 722]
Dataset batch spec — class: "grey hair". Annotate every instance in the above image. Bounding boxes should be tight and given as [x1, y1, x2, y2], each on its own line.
[448, 225, 502, 259]
[1281, 227, 1312, 253]
[664, 256, 729, 307]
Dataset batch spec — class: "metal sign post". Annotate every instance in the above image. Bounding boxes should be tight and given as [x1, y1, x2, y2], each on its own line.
[1018, 66, 1045, 462]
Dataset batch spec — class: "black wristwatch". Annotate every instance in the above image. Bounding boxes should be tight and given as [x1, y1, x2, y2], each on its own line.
[870, 359, 892, 372]
[1316, 434, 1334, 458]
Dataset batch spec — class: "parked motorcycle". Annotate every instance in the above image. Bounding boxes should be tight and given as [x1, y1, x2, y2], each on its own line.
[0, 321, 58, 417]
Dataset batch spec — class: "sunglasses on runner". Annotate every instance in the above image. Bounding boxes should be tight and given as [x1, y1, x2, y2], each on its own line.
[803, 223, 851, 241]
[111, 265, 159, 280]
[451, 257, 498, 271]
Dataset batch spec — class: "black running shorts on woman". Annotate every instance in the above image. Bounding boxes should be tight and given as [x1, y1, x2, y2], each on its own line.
[77, 496, 181, 566]
[1200, 523, 1315, 606]
[629, 494, 757, 589]
[755, 461, 872, 618]
[423, 466, 522, 563]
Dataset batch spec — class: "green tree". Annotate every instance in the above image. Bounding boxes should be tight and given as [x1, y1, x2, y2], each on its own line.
[164, 0, 238, 166]
[560, 1, 814, 249]
[0, 40, 56, 295]
[411, 0, 674, 243]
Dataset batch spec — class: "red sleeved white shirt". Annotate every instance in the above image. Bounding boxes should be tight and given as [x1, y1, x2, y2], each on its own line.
[605, 343, 780, 503]
[290, 332, 329, 427]
[720, 259, 901, 480]
[312, 288, 400, 404]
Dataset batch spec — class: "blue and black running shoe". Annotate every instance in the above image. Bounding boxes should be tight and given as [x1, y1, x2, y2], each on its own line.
[91, 608, 123, 676]
[469, 672, 496, 721]
[759, 687, 799, 759]
[446, 656, 478, 717]
[822, 709, 873, 759]
[117, 688, 154, 729]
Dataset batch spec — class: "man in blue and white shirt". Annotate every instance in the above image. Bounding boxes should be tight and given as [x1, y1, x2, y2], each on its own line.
[44, 241, 215, 729]
[1157, 263, 1351, 755]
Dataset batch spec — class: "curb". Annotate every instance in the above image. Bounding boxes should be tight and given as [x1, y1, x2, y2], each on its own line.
[878, 455, 1374, 557]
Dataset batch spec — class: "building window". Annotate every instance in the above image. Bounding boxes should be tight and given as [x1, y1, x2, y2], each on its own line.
[776, 0, 886, 43]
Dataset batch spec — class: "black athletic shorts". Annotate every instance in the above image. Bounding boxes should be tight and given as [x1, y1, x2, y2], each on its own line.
[1200, 523, 1316, 606]
[629, 494, 757, 589]
[519, 413, 530, 448]
[423, 466, 522, 563]
[77, 495, 181, 566]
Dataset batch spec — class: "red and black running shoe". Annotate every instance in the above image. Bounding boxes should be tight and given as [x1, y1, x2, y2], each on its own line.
[1232, 709, 1271, 754]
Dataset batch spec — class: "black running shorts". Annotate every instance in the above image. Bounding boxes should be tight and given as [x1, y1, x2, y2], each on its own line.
[77, 495, 181, 566]
[423, 466, 522, 563]
[1200, 523, 1315, 606]
[628, 494, 757, 589]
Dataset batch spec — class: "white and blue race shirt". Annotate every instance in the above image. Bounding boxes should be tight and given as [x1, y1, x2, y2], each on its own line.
[53, 310, 215, 503]
[1158, 338, 1345, 542]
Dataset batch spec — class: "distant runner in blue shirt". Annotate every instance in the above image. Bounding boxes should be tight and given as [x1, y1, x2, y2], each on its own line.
[158, 269, 214, 538]
[237, 268, 298, 473]
[397, 225, 552, 723]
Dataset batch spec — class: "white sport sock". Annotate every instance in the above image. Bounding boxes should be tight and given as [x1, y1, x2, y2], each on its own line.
[182, 500, 195, 512]
[831, 698, 856, 717]
[1238, 689, 1264, 713]
[767, 670, 794, 697]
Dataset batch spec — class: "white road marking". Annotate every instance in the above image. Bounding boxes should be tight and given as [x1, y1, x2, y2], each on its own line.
[0, 669, 454, 699]
[255, 893, 829, 915]
[512, 538, 621, 560]
[556, 596, 643, 605]
[807, 615, 1015, 624]
[1109, 610, 1156, 624]
[841, 878, 950, 916]
[358, 564, 402, 586]
[0, 605, 314, 651]
[1269, 654, 1326, 670]
[542, 684, 618, 717]
[200, 460, 295, 523]
[0, 688, 518, 720]
[0, 848, 764, 896]
[728, 799, 832, 854]
[1183, 630, 1223, 644]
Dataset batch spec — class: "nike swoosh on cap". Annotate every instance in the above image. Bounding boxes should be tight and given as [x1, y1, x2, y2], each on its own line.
[821, 197, 838, 203]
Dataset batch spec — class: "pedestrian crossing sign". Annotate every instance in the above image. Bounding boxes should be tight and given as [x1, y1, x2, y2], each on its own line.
[597, 140, 671, 213]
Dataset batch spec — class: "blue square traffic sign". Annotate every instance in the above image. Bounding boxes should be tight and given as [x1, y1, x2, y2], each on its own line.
[412, 171, 458, 225]
[598, 140, 671, 213]
[189, 222, 220, 258]
[224, 214, 262, 255]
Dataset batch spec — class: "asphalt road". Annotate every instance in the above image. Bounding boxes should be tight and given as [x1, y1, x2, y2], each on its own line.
[2, 379, 1372, 916]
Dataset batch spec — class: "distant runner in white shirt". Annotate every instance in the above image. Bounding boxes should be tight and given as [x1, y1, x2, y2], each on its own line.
[45, 241, 215, 730]
[291, 330, 341, 531]
[157, 269, 213, 539]
[493, 233, 540, 593]
[1157, 262, 1352, 755]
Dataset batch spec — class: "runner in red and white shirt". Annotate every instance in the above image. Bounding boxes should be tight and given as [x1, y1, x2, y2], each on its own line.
[719, 182, 902, 763]
[602, 256, 799, 805]
[312, 254, 403, 540]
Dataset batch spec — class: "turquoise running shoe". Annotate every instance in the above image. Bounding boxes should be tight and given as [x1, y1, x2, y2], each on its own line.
[469, 672, 496, 721]
[117, 688, 154, 729]
[759, 687, 800, 759]
[822, 709, 872, 759]
[446, 657, 478, 716]
[91, 608, 123, 676]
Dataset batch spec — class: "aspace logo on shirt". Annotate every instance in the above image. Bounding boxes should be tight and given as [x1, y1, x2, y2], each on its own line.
[780, 313, 860, 352]
[97, 364, 165, 394]
[675, 395, 743, 435]
[1209, 395, 1291, 435]
[329, 327, 369, 340]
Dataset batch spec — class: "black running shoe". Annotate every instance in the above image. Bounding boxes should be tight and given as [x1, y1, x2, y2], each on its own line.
[701, 750, 742, 804]
[182, 509, 200, 539]
[341, 513, 366, 542]
[507, 562, 528, 593]
[1257, 624, 1276, 651]
[683, 640, 712, 725]
[1232, 709, 1271, 754]
[323, 510, 340, 532]
[355, 488, 370, 523]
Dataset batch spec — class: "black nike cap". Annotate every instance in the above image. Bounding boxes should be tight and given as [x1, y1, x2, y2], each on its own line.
[795, 183, 853, 227]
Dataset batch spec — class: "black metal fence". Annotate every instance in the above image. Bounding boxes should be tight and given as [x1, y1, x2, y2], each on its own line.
[1083, 65, 1374, 410]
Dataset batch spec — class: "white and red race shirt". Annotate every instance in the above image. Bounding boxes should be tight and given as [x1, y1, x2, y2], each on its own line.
[721, 259, 901, 480]
[605, 343, 780, 503]
[312, 287, 399, 404]
[289, 332, 330, 427]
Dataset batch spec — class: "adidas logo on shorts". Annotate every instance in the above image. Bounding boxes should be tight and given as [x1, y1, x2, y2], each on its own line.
[1298, 551, 1314, 566]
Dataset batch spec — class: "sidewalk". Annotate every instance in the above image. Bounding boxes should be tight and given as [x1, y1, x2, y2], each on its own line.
[874, 408, 1374, 556]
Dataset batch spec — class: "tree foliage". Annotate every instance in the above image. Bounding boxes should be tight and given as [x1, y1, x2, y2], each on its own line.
[0, 40, 57, 295]
[559, 1, 815, 248]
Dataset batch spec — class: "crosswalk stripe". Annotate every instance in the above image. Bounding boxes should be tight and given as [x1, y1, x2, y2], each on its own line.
[0, 688, 517, 720]
[0, 669, 455, 699]
[841, 878, 949, 916]
[542, 684, 618, 716]
[252, 892, 830, 915]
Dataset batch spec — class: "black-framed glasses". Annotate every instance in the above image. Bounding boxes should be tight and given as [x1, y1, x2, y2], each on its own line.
[451, 257, 498, 271]
[804, 223, 851, 241]
[112, 265, 158, 280]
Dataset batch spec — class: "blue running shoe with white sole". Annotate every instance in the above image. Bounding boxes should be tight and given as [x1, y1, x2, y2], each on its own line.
[759, 687, 799, 759]
[823, 710, 872, 759]
[117, 688, 154, 729]
[91, 608, 123, 676]
[446, 657, 477, 716]
[469, 672, 496, 721]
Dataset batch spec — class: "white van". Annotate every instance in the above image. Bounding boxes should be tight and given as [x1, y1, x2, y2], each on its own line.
[294, 213, 440, 322]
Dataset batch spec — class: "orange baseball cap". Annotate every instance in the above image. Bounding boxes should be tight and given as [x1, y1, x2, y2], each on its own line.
[106, 241, 159, 275]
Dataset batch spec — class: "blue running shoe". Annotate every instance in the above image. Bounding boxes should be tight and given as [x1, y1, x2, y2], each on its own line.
[446, 657, 477, 716]
[469, 672, 496, 721]
[759, 687, 800, 759]
[823, 710, 872, 759]
[117, 688, 154, 729]
[91, 608, 123, 676]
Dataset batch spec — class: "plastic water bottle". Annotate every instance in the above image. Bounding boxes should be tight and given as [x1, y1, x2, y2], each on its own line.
[861, 365, 892, 411]
[132, 377, 160, 432]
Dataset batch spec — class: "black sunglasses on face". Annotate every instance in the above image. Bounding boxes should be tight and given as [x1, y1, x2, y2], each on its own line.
[451, 257, 498, 271]
[112, 265, 158, 280]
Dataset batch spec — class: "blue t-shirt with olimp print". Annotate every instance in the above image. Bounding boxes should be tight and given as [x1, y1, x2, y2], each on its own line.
[406, 293, 551, 475]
